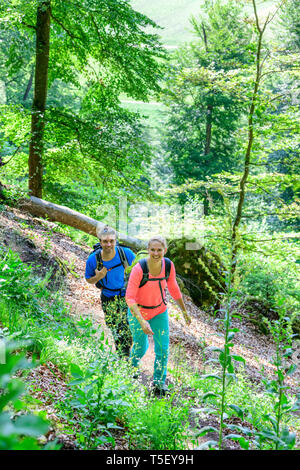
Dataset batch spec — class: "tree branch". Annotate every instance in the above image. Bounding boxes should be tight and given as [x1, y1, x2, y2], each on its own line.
[0, 143, 26, 166]
[21, 21, 37, 31]
[50, 10, 82, 41]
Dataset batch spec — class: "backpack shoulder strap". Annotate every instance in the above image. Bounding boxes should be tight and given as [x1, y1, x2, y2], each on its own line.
[117, 246, 129, 269]
[164, 258, 171, 281]
[95, 249, 103, 272]
[137, 258, 171, 309]
[138, 258, 149, 288]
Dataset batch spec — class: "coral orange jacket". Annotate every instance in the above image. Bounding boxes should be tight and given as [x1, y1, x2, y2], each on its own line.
[125, 258, 182, 320]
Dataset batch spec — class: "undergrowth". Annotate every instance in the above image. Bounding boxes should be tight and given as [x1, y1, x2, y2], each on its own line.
[1, 244, 299, 451]
[0, 246, 194, 450]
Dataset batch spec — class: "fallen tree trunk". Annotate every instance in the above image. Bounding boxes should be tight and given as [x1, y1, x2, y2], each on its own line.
[19, 196, 225, 308]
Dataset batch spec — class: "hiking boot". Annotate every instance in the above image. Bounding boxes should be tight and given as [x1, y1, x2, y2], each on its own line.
[151, 383, 169, 397]
[132, 368, 140, 379]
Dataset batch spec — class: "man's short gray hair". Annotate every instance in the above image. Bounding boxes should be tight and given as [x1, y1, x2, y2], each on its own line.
[97, 224, 117, 240]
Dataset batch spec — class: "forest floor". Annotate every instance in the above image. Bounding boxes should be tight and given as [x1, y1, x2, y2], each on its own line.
[1, 206, 299, 450]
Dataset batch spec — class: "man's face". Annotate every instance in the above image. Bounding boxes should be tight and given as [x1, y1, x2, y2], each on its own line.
[101, 234, 117, 254]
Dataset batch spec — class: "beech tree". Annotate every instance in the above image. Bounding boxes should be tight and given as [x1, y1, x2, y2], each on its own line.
[0, 0, 165, 197]
[161, 0, 254, 213]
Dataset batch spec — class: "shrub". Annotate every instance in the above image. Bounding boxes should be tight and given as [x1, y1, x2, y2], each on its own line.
[0, 337, 58, 450]
[125, 396, 190, 450]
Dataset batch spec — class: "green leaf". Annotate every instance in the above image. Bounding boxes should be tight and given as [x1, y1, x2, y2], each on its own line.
[286, 364, 297, 376]
[227, 424, 252, 436]
[262, 414, 277, 431]
[202, 392, 220, 401]
[14, 414, 49, 437]
[206, 346, 224, 354]
[196, 426, 218, 437]
[232, 355, 246, 364]
[280, 428, 296, 449]
[0, 382, 24, 412]
[12, 437, 41, 450]
[227, 332, 235, 341]
[257, 429, 280, 442]
[197, 440, 218, 450]
[202, 374, 221, 381]
[229, 404, 244, 419]
[277, 370, 284, 382]
[225, 434, 249, 449]
[70, 363, 83, 379]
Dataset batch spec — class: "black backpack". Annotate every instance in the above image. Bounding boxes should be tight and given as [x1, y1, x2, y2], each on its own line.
[137, 257, 172, 310]
[90, 242, 129, 292]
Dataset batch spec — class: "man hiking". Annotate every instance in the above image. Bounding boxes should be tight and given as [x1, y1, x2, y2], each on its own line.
[85, 225, 135, 357]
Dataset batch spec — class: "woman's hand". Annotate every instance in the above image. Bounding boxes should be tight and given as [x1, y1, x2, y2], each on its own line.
[140, 319, 154, 336]
[182, 310, 191, 325]
[174, 298, 191, 325]
[127, 303, 154, 335]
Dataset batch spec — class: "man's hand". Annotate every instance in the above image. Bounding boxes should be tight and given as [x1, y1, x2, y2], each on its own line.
[96, 266, 108, 280]
[86, 266, 108, 285]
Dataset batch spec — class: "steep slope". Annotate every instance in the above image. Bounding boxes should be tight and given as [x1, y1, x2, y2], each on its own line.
[1, 204, 298, 394]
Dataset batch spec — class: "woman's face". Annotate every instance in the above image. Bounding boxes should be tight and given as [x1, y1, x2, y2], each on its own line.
[148, 241, 166, 262]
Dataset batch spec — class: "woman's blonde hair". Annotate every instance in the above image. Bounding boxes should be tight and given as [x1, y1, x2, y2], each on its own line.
[147, 235, 167, 250]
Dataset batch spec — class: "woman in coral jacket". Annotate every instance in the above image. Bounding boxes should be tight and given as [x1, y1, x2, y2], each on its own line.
[125, 235, 191, 396]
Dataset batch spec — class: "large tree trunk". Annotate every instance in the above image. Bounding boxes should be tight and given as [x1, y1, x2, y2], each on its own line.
[19, 196, 225, 308]
[28, 1, 51, 198]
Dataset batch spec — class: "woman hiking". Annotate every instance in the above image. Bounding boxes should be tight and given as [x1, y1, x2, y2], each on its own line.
[125, 235, 191, 396]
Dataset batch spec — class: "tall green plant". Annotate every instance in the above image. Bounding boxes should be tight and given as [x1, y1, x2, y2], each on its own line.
[0, 337, 57, 450]
[255, 310, 299, 450]
[58, 349, 130, 449]
[221, 309, 299, 450]
[195, 261, 246, 450]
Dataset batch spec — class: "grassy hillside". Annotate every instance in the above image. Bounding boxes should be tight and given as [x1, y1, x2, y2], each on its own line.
[131, 0, 277, 46]
[125, 1, 278, 129]
[1, 205, 299, 450]
[131, 0, 203, 46]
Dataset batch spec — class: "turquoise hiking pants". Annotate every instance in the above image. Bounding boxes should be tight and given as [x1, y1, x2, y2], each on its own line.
[127, 308, 169, 387]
